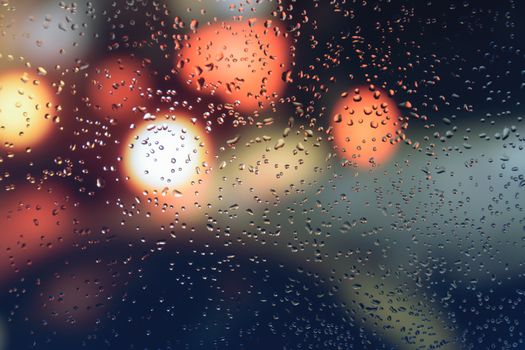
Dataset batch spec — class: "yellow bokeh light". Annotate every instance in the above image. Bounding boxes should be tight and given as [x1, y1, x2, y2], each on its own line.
[214, 125, 329, 204]
[0, 70, 55, 150]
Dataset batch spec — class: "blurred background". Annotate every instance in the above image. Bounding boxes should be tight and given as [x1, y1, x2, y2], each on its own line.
[0, 0, 525, 349]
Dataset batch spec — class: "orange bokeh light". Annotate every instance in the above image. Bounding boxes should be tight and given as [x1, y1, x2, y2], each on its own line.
[331, 86, 402, 168]
[0, 70, 56, 150]
[87, 57, 152, 121]
[177, 19, 290, 112]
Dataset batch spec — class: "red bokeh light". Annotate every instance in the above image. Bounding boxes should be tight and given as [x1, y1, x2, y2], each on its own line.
[0, 184, 76, 283]
[87, 56, 152, 121]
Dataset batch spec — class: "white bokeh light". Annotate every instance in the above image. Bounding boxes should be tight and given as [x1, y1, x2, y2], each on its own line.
[125, 119, 205, 192]
[0, 0, 100, 68]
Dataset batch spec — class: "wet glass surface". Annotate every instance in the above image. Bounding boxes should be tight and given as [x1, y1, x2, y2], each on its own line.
[0, 1, 525, 349]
